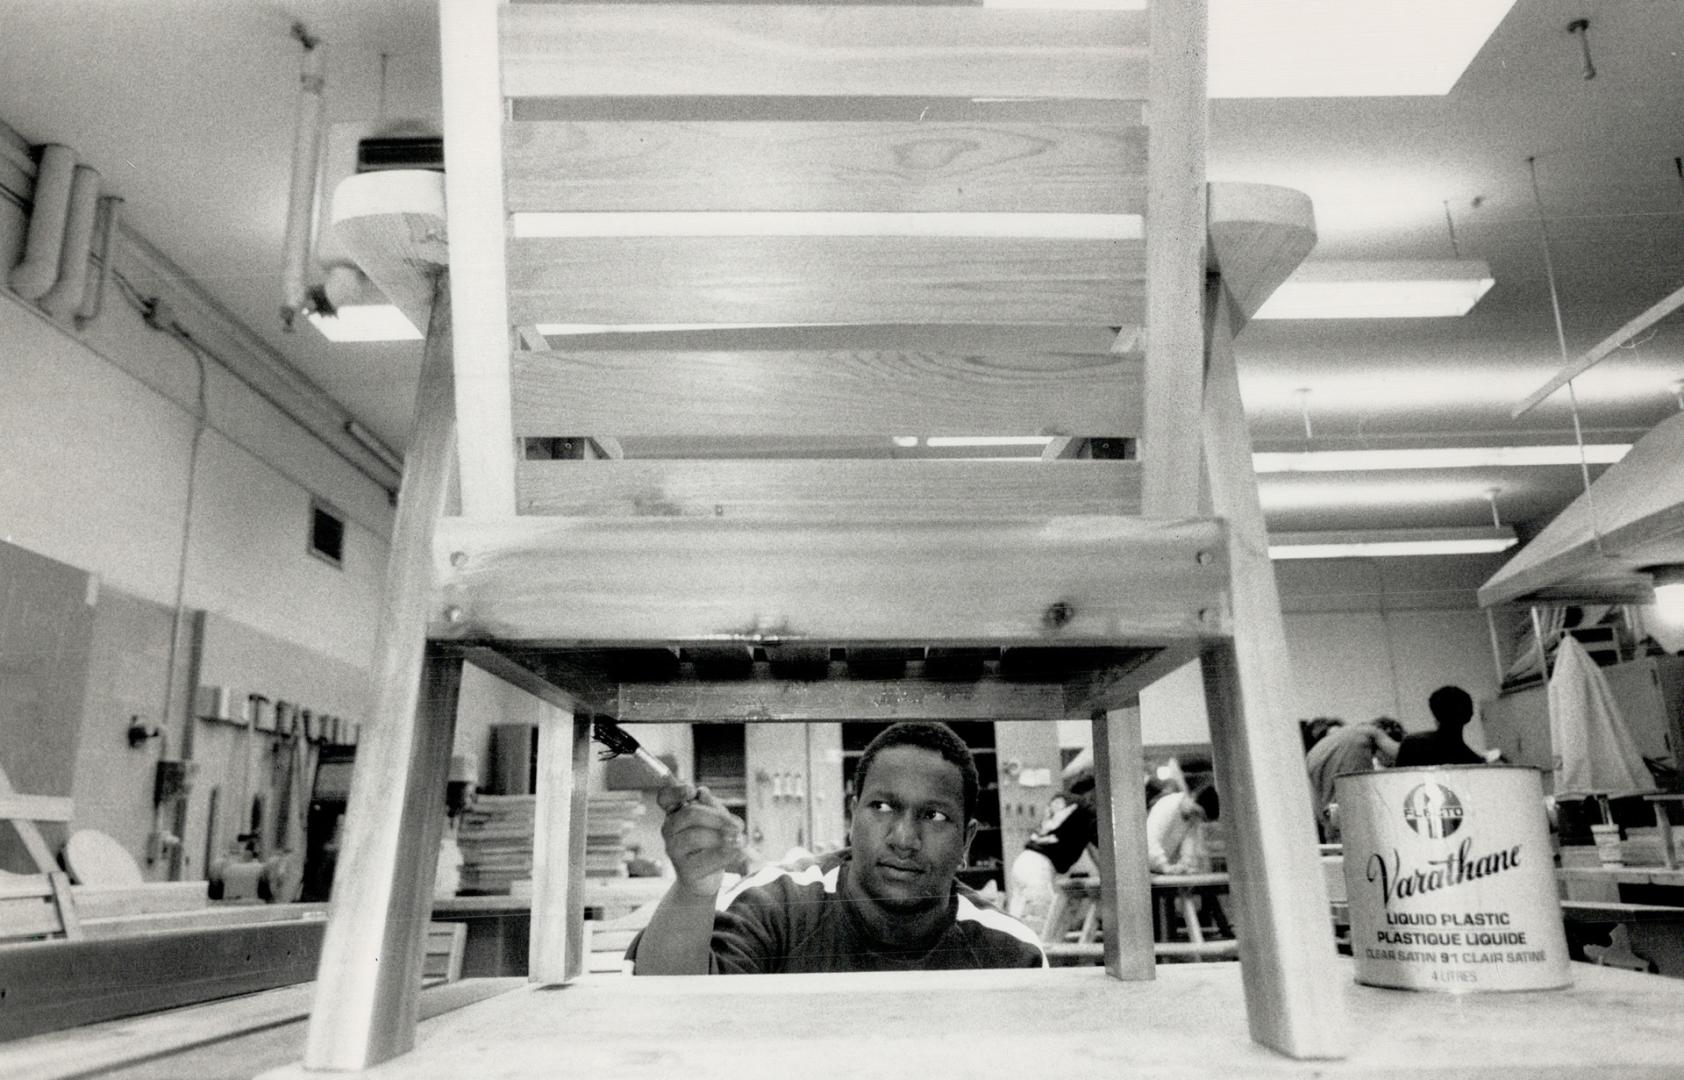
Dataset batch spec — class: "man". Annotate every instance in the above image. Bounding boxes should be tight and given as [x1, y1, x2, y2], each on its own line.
[1395, 686, 1486, 767]
[1305, 717, 1403, 842]
[1146, 764, 1220, 875]
[629, 721, 1046, 973]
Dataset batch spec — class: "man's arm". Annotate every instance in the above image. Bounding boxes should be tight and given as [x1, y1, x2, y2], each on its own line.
[632, 784, 745, 975]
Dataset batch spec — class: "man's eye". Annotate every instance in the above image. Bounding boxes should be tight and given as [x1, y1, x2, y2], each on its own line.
[869, 800, 895, 814]
[925, 810, 952, 823]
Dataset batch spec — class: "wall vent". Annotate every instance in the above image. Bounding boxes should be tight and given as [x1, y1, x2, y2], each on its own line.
[309, 498, 346, 568]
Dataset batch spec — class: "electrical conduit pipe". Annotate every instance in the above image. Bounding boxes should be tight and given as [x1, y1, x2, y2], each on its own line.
[281, 33, 327, 329]
[8, 143, 76, 300]
[39, 164, 102, 318]
[75, 194, 123, 328]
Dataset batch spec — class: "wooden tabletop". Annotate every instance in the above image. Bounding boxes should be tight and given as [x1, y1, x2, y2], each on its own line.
[245, 961, 1682, 1080]
[252, 957, 1684, 1078]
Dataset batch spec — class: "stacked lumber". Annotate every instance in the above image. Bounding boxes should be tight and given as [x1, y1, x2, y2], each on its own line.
[585, 795, 646, 878]
[456, 795, 535, 895]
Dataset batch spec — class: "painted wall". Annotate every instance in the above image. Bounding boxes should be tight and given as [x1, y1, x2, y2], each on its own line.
[1, 139, 404, 882]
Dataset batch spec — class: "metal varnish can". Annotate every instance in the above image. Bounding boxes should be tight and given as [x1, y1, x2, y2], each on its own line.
[1336, 765, 1570, 992]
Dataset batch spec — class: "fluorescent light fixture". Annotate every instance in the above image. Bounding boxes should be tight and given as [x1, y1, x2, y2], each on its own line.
[891, 436, 921, 448]
[535, 322, 814, 335]
[1253, 260, 1494, 319]
[1269, 526, 1518, 560]
[1209, 1, 1516, 98]
[924, 436, 1057, 448]
[307, 304, 422, 343]
[512, 212, 1141, 240]
[1253, 444, 1631, 473]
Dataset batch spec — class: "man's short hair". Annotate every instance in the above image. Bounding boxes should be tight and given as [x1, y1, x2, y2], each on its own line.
[854, 722, 980, 822]
[1371, 716, 1407, 743]
[1428, 686, 1474, 727]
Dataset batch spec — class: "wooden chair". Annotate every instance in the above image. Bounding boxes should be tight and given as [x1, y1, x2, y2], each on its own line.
[302, 0, 1345, 1071]
[0, 870, 81, 944]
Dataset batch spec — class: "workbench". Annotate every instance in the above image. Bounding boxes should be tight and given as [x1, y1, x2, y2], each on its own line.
[253, 962, 1684, 1079]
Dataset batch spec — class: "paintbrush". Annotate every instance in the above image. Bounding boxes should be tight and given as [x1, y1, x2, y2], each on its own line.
[592, 718, 750, 850]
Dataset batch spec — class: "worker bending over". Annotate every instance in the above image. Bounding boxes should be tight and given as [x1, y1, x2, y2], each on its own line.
[629, 722, 1046, 973]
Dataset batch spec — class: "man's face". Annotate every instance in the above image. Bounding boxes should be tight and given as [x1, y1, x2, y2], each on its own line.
[850, 745, 977, 911]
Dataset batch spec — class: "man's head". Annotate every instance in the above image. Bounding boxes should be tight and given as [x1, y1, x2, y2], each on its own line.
[1428, 686, 1474, 730]
[1371, 716, 1407, 744]
[849, 723, 980, 911]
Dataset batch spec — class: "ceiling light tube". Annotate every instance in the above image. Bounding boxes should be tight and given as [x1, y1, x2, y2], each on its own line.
[1268, 526, 1518, 560]
[924, 436, 1057, 448]
[1253, 260, 1495, 319]
[1252, 444, 1630, 472]
[307, 304, 422, 342]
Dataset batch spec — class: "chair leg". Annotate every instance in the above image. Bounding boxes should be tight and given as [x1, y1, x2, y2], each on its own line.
[304, 651, 461, 1069]
[1090, 708, 1155, 980]
[303, 273, 461, 1071]
[531, 711, 591, 983]
[1201, 642, 1347, 1058]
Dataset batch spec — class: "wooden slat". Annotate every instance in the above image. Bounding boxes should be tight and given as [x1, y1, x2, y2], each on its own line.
[430, 516, 1231, 645]
[506, 121, 1146, 214]
[440, 0, 517, 516]
[1139, 0, 1208, 519]
[0, 794, 73, 823]
[511, 350, 1143, 437]
[616, 679, 1070, 723]
[517, 460, 1141, 520]
[0, 893, 66, 941]
[502, 6, 1148, 100]
[509, 236, 1140, 326]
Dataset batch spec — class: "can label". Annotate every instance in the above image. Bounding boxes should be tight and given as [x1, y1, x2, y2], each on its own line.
[1337, 766, 1570, 992]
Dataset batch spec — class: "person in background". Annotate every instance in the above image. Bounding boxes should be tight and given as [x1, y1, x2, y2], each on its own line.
[1007, 789, 1096, 919]
[628, 721, 1045, 974]
[1300, 716, 1343, 754]
[1146, 760, 1220, 875]
[1305, 716, 1403, 842]
[1395, 686, 1487, 767]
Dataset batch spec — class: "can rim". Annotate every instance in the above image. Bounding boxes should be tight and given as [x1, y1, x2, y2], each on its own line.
[1335, 763, 1541, 780]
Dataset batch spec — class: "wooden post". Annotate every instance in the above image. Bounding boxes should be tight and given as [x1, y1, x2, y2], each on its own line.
[439, 0, 517, 516]
[1138, 0, 1208, 515]
[530, 710, 592, 983]
[1090, 708, 1154, 980]
[1199, 281, 1348, 1059]
[303, 276, 461, 1070]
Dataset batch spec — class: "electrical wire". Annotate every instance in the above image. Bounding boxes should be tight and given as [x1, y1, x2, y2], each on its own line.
[1526, 156, 1605, 555]
[158, 327, 209, 748]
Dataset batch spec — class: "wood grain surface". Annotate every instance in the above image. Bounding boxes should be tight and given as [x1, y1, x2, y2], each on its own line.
[509, 235, 1142, 326]
[511, 348, 1142, 438]
[515, 459, 1141, 520]
[506, 121, 1146, 214]
[429, 515, 1229, 645]
[502, 6, 1148, 100]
